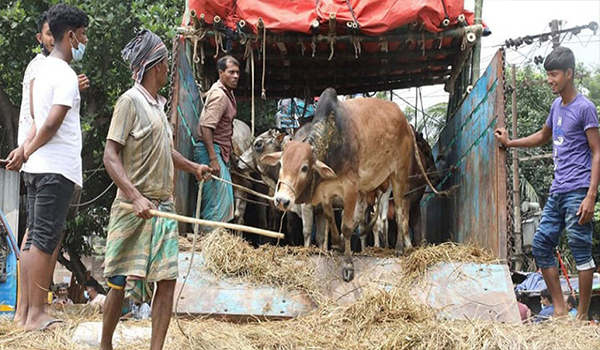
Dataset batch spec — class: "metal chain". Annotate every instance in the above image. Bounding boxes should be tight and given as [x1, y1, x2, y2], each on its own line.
[501, 47, 517, 270]
[166, 35, 180, 117]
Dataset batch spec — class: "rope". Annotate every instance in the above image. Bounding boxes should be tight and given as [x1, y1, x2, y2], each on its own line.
[235, 195, 270, 207]
[175, 180, 203, 340]
[261, 25, 267, 100]
[422, 116, 498, 206]
[70, 182, 115, 208]
[211, 174, 273, 201]
[251, 42, 256, 135]
[439, 0, 450, 21]
[231, 169, 268, 187]
[344, 0, 360, 27]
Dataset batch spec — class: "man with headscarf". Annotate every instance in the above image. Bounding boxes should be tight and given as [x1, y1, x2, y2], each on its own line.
[194, 55, 240, 231]
[101, 29, 211, 350]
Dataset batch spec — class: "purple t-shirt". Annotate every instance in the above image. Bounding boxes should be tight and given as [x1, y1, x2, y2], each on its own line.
[546, 94, 599, 194]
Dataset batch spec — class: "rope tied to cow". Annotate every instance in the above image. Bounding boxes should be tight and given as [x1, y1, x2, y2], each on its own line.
[211, 174, 273, 201]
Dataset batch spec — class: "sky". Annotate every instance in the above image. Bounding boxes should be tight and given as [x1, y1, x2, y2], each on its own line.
[392, 0, 600, 113]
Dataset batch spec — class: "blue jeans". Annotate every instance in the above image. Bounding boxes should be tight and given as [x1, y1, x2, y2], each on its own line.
[532, 188, 596, 271]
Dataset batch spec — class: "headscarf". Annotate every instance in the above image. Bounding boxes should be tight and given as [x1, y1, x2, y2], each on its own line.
[122, 29, 168, 83]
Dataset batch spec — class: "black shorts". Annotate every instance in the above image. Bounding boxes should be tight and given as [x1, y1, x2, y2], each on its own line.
[23, 173, 75, 254]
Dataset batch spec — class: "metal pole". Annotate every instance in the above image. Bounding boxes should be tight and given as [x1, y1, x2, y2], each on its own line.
[415, 88, 419, 129]
[470, 0, 483, 86]
[511, 65, 523, 271]
[550, 19, 561, 49]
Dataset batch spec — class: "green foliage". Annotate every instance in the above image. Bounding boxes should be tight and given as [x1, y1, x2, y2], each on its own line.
[0, 0, 184, 263]
[0, 0, 44, 106]
[507, 65, 556, 203]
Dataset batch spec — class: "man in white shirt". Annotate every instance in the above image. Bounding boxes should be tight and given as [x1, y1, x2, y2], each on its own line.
[7, 12, 90, 171]
[15, 3, 89, 332]
[8, 9, 91, 331]
[84, 280, 106, 311]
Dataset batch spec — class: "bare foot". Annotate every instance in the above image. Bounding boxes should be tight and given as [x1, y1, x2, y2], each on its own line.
[576, 312, 589, 321]
[13, 313, 26, 328]
[24, 314, 63, 331]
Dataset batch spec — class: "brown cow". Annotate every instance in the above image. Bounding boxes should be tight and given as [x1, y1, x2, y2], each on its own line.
[262, 88, 438, 281]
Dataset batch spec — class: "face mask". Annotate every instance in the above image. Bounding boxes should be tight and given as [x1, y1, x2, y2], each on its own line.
[70, 32, 86, 62]
[83, 290, 89, 299]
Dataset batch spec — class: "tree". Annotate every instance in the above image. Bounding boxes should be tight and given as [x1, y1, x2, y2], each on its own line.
[0, 0, 185, 285]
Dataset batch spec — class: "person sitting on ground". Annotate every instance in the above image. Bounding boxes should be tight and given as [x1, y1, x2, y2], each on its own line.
[84, 280, 106, 310]
[535, 288, 555, 322]
[122, 299, 151, 320]
[52, 283, 73, 305]
[516, 292, 531, 323]
[567, 295, 578, 319]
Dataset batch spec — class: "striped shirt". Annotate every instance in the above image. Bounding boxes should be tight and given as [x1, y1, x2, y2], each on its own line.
[107, 84, 174, 200]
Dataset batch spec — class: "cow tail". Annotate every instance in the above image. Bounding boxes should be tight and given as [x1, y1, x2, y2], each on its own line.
[410, 126, 444, 196]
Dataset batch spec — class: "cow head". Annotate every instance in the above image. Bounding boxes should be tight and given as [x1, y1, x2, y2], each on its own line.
[262, 140, 337, 211]
[254, 129, 285, 155]
[412, 128, 440, 185]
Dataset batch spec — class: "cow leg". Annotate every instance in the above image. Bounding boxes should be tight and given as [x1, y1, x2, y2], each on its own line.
[233, 188, 246, 235]
[374, 186, 392, 248]
[300, 204, 314, 247]
[341, 188, 359, 282]
[410, 204, 423, 246]
[323, 203, 342, 252]
[353, 195, 368, 251]
[314, 206, 328, 250]
[391, 176, 411, 256]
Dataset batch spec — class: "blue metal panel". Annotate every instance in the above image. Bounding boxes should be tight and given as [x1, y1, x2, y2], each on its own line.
[172, 38, 203, 225]
[174, 252, 315, 318]
[424, 50, 507, 259]
[174, 252, 519, 323]
[0, 209, 18, 315]
[415, 262, 521, 323]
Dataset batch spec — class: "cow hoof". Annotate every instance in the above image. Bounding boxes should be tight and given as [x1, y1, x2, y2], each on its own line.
[342, 266, 355, 282]
[395, 249, 404, 257]
[332, 244, 344, 253]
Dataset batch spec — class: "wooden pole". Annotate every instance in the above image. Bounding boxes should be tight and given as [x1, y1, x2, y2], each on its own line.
[470, 0, 483, 85]
[511, 65, 523, 271]
[117, 202, 285, 239]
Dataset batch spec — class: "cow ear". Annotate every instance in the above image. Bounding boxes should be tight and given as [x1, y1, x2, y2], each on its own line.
[261, 152, 282, 166]
[314, 160, 337, 180]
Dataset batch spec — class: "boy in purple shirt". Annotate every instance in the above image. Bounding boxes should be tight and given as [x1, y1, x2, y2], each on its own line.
[495, 46, 600, 320]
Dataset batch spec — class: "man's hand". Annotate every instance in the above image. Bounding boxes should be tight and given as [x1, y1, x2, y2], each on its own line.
[209, 158, 221, 177]
[6, 146, 25, 171]
[78, 74, 90, 92]
[493, 127, 510, 147]
[194, 164, 213, 182]
[132, 196, 155, 220]
[577, 196, 596, 225]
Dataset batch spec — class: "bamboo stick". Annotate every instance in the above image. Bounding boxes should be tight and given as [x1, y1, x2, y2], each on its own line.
[117, 202, 285, 239]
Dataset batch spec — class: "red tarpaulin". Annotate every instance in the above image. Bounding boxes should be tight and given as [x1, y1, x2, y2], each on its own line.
[186, 0, 476, 35]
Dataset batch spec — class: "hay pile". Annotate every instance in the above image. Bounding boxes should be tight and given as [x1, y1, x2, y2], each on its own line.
[400, 241, 497, 280]
[2, 230, 599, 350]
[2, 288, 599, 350]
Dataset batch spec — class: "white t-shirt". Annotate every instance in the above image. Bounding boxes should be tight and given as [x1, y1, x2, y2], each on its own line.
[18, 54, 46, 146]
[89, 293, 106, 308]
[26, 56, 82, 186]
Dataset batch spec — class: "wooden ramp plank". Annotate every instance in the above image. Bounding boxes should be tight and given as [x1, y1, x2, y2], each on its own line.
[174, 252, 520, 324]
